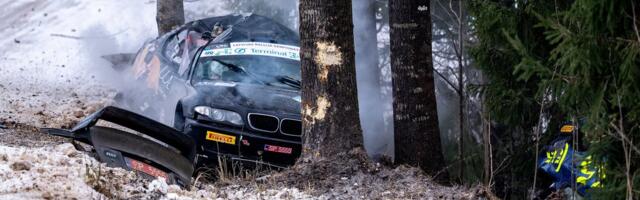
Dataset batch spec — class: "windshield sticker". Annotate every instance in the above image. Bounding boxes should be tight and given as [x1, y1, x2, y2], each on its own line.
[214, 82, 237, 87]
[201, 42, 300, 61]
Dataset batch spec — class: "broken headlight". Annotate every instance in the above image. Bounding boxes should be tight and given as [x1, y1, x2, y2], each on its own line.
[194, 106, 243, 126]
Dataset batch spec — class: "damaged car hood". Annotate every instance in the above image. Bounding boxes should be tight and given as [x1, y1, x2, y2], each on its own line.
[192, 82, 301, 114]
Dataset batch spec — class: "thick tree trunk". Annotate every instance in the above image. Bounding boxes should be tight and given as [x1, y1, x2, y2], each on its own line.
[389, 0, 448, 181]
[299, 0, 363, 159]
[352, 0, 386, 158]
[156, 0, 185, 36]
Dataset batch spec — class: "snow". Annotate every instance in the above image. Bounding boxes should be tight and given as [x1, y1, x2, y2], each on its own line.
[148, 177, 169, 194]
[0, 143, 106, 199]
[0, 0, 228, 129]
[1, 0, 156, 86]
[0, 0, 230, 93]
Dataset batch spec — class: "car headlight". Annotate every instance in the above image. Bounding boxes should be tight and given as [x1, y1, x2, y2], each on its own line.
[194, 106, 243, 126]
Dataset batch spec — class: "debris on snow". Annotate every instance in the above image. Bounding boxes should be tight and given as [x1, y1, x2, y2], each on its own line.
[10, 161, 31, 171]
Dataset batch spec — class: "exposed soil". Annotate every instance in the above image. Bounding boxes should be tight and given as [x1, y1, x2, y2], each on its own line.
[0, 128, 67, 148]
[211, 148, 482, 199]
[0, 82, 117, 130]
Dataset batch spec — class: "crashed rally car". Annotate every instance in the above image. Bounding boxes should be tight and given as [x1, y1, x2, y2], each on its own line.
[43, 14, 303, 187]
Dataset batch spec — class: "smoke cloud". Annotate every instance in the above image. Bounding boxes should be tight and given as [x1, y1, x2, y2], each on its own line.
[352, 0, 394, 159]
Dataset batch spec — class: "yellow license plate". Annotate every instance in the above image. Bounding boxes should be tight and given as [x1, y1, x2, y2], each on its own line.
[206, 131, 236, 145]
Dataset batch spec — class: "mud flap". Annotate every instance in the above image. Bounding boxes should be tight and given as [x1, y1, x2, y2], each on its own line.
[41, 106, 196, 187]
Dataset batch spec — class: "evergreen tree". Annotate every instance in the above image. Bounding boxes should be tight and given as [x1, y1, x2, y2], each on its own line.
[470, 0, 639, 198]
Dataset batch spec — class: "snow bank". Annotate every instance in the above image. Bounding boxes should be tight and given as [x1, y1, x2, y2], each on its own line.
[0, 139, 316, 200]
[0, 143, 107, 199]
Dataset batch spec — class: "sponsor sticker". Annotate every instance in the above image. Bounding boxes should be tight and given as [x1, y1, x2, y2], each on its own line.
[201, 42, 300, 61]
[208, 43, 230, 49]
[206, 131, 236, 145]
[264, 144, 293, 154]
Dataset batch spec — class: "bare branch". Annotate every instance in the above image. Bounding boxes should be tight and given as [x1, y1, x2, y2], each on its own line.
[608, 122, 640, 156]
[435, 69, 459, 91]
[632, 1, 640, 43]
[435, 0, 457, 24]
[448, 0, 460, 23]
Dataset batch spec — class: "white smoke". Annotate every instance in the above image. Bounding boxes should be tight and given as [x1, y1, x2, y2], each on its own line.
[352, 0, 394, 159]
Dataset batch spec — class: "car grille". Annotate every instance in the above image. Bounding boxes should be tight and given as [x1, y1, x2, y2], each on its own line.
[248, 113, 279, 132]
[280, 119, 302, 136]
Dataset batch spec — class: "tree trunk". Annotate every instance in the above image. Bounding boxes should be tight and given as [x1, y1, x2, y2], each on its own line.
[156, 0, 185, 36]
[482, 105, 493, 187]
[389, 0, 448, 181]
[456, 0, 465, 181]
[299, 0, 363, 159]
[352, 0, 386, 158]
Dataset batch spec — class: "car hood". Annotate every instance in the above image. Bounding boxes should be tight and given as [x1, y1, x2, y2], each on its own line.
[192, 82, 301, 115]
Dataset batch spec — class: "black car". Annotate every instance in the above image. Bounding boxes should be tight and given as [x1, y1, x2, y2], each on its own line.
[43, 14, 303, 187]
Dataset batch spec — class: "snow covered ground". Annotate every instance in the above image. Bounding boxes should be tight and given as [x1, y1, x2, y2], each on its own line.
[0, 0, 230, 87]
[0, 0, 230, 129]
[0, 143, 117, 199]
[0, 130, 317, 199]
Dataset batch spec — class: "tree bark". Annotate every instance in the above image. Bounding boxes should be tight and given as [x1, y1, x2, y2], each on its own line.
[299, 0, 363, 159]
[389, 0, 448, 181]
[482, 105, 493, 187]
[156, 0, 185, 36]
[456, 0, 466, 181]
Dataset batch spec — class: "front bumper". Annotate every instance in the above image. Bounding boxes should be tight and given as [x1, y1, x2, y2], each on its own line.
[184, 118, 302, 168]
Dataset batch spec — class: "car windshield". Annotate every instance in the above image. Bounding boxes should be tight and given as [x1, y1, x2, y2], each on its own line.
[192, 54, 300, 89]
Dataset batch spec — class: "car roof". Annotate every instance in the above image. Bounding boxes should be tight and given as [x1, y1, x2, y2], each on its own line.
[188, 14, 300, 47]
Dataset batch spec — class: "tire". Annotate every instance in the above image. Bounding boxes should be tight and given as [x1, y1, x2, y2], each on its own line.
[89, 126, 194, 187]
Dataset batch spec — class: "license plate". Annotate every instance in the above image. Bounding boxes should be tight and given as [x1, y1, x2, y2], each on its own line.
[264, 144, 293, 154]
[127, 158, 168, 179]
[206, 131, 236, 144]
